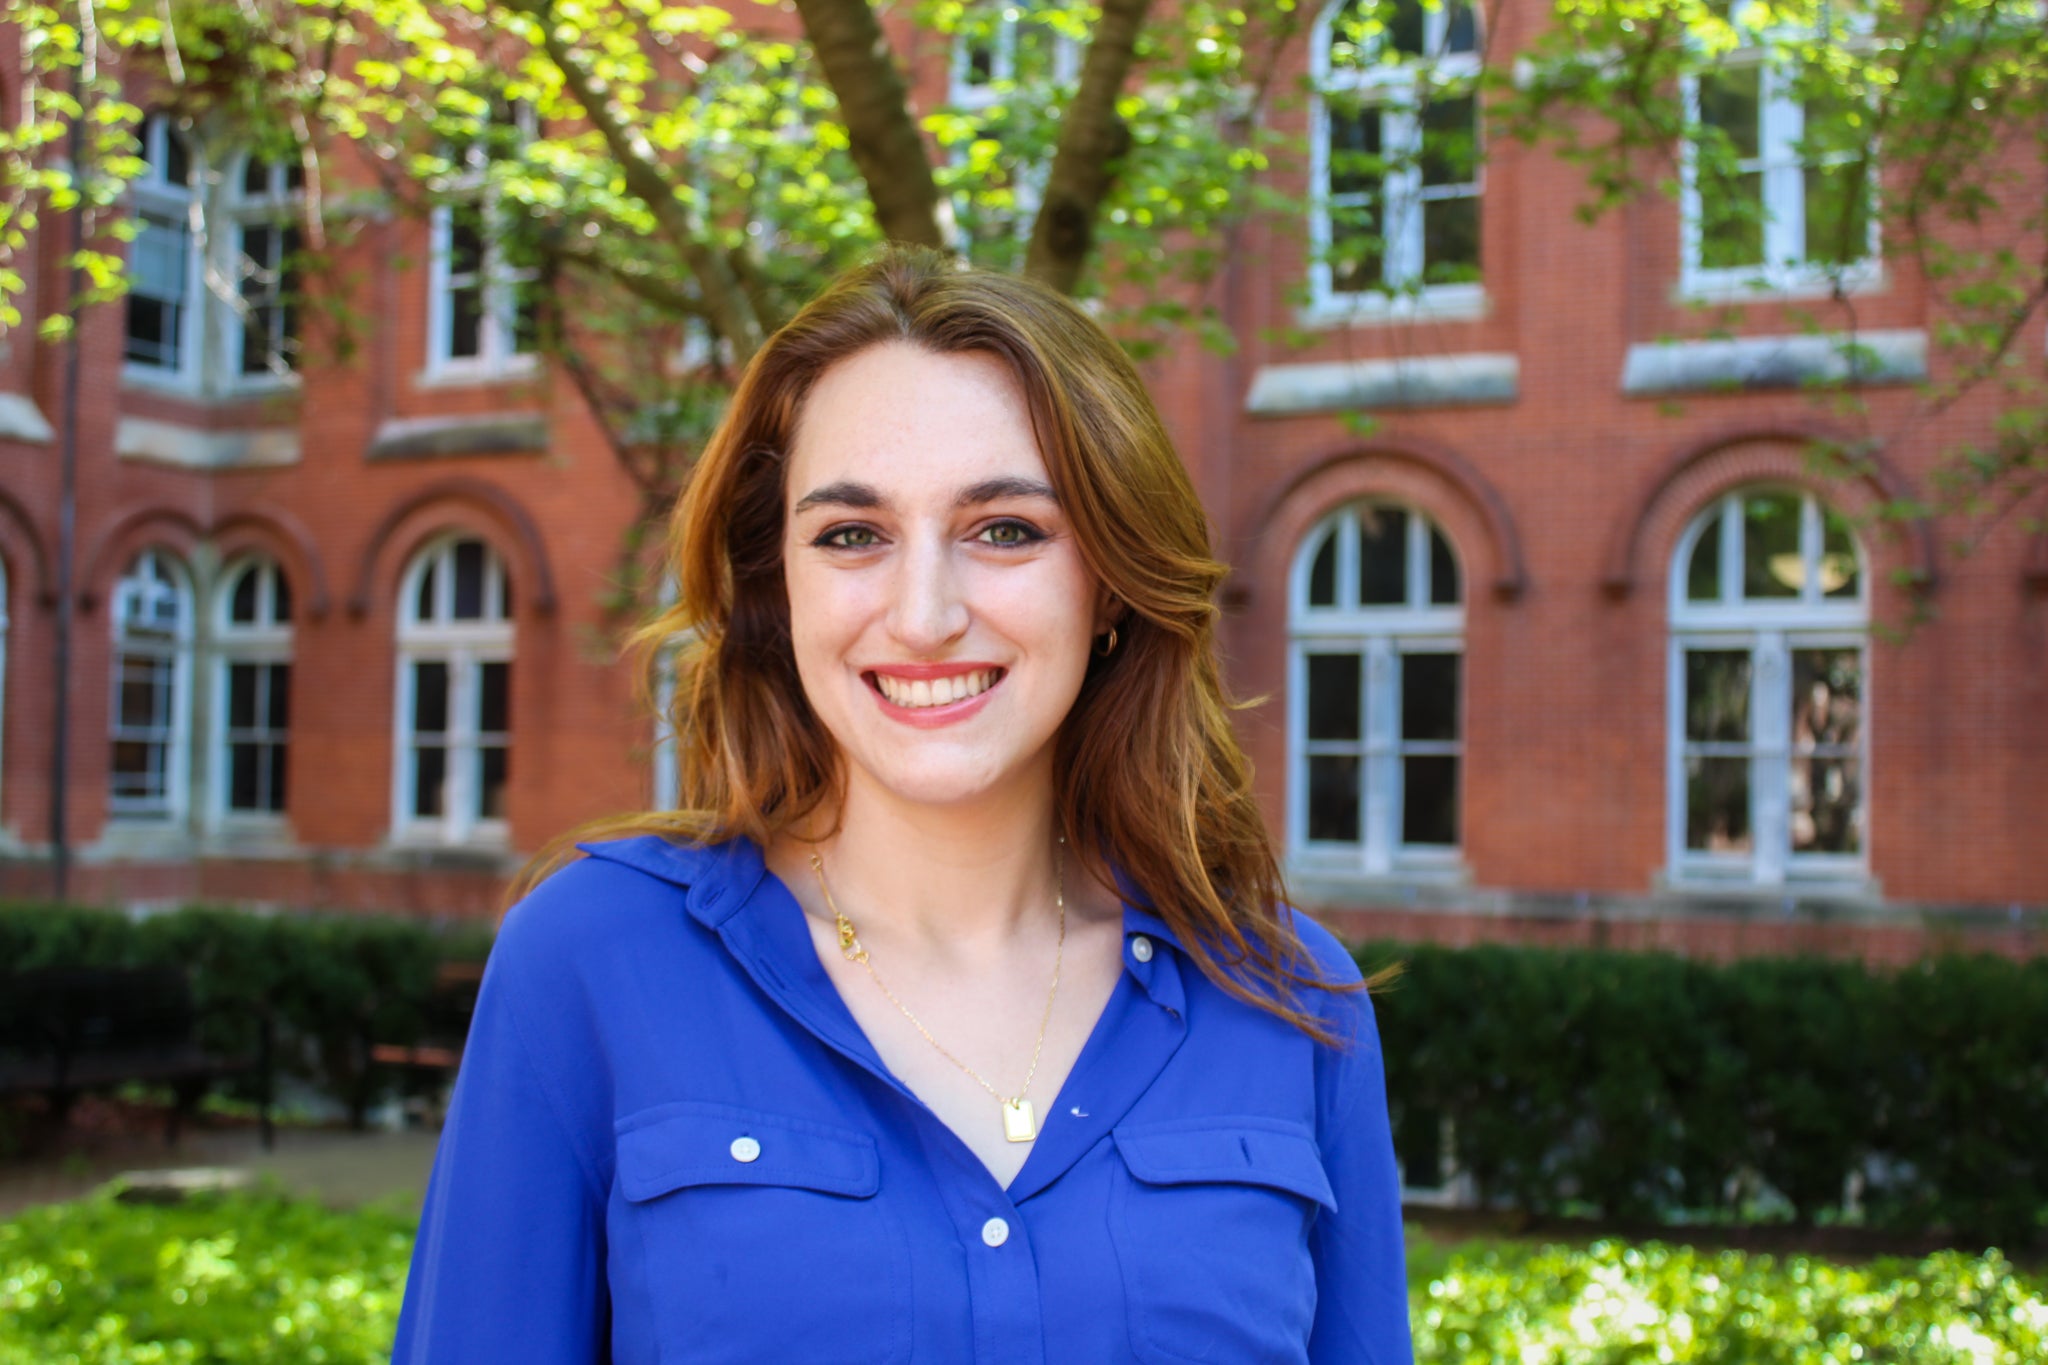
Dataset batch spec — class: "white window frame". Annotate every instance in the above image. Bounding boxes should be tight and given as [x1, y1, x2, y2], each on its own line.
[1678, 12, 1882, 299]
[108, 548, 194, 822]
[1667, 489, 1870, 887]
[123, 114, 205, 389]
[1307, 0, 1485, 323]
[425, 104, 541, 383]
[211, 556, 293, 828]
[392, 538, 514, 846]
[222, 152, 305, 387]
[1287, 503, 1465, 877]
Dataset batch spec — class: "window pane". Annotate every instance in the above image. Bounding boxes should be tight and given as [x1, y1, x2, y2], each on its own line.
[1685, 756, 1752, 852]
[230, 742, 261, 810]
[118, 656, 168, 728]
[1308, 530, 1338, 607]
[413, 746, 447, 818]
[164, 126, 191, 187]
[450, 283, 484, 359]
[449, 211, 486, 278]
[1687, 509, 1724, 602]
[1306, 654, 1362, 742]
[413, 661, 450, 734]
[1442, 0, 1476, 54]
[453, 541, 486, 620]
[243, 156, 270, 196]
[478, 661, 511, 735]
[1700, 169, 1764, 270]
[1420, 97, 1477, 188]
[1358, 506, 1408, 605]
[1428, 525, 1460, 605]
[416, 560, 439, 621]
[1792, 649, 1861, 750]
[1307, 755, 1362, 843]
[1402, 755, 1459, 845]
[480, 746, 509, 820]
[266, 663, 291, 730]
[267, 742, 289, 813]
[1401, 652, 1459, 742]
[227, 662, 259, 730]
[1804, 161, 1870, 266]
[1742, 493, 1802, 598]
[273, 571, 293, 623]
[1328, 107, 1384, 293]
[112, 740, 164, 796]
[1386, 0, 1425, 56]
[1700, 66, 1761, 161]
[1821, 509, 1860, 598]
[1685, 650, 1751, 743]
[1422, 196, 1480, 284]
[230, 567, 260, 623]
[1791, 756, 1860, 854]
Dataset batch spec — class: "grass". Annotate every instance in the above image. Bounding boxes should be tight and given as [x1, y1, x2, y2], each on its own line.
[1, 1189, 2043, 1362]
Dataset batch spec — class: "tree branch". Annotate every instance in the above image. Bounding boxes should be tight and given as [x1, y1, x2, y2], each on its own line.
[508, 0, 765, 361]
[1024, 0, 1154, 293]
[787, 0, 948, 249]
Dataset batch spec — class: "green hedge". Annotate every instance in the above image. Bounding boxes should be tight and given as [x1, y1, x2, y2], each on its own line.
[1362, 941, 2048, 1246]
[0, 901, 493, 1127]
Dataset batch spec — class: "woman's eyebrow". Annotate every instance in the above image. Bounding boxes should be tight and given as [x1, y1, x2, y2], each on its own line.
[791, 480, 884, 514]
[956, 476, 1058, 508]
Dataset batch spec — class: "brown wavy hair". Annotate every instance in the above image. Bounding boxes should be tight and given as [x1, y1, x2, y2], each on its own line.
[514, 246, 1368, 1042]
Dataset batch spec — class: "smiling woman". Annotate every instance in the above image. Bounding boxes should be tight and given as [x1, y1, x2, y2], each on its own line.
[392, 249, 1415, 1365]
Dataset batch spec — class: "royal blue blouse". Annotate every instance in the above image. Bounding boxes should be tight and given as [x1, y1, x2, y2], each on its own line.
[392, 834, 1414, 1365]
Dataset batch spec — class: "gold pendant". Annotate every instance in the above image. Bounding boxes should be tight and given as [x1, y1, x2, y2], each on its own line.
[1001, 1098, 1037, 1143]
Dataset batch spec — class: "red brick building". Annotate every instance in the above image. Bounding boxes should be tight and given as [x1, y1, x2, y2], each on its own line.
[2, 0, 2044, 960]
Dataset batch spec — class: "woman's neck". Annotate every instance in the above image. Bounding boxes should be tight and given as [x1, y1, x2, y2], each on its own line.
[795, 772, 1065, 954]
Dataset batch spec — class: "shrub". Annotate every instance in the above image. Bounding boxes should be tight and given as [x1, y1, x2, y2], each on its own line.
[1363, 940, 2048, 1245]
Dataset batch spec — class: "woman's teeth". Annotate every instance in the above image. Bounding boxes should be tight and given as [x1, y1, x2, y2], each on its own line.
[875, 669, 999, 709]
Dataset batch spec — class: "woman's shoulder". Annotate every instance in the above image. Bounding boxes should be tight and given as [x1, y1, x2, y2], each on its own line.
[491, 833, 755, 981]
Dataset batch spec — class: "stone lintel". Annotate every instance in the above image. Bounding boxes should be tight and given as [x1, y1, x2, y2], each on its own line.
[1622, 329, 1927, 397]
[1246, 353, 1520, 416]
[116, 417, 301, 468]
[368, 412, 548, 460]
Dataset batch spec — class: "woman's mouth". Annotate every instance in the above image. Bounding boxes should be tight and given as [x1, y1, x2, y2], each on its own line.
[867, 667, 1005, 710]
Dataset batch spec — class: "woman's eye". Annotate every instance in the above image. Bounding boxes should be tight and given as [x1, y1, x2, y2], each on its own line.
[978, 520, 1043, 547]
[815, 525, 881, 550]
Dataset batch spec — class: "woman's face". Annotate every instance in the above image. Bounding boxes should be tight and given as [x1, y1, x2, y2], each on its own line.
[781, 342, 1109, 815]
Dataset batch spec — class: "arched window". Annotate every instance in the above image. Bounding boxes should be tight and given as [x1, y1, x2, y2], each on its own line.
[215, 557, 293, 819]
[395, 537, 513, 844]
[110, 548, 193, 818]
[1289, 502, 1464, 874]
[1312, 0, 1482, 313]
[1669, 488, 1867, 884]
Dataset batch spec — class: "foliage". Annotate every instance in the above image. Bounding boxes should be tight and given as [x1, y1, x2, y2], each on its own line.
[1411, 1237, 2048, 1364]
[1363, 940, 2048, 1247]
[0, 1190, 414, 1365]
[2, 1190, 2044, 1361]
[0, 900, 493, 1125]
[1499, 0, 2048, 533]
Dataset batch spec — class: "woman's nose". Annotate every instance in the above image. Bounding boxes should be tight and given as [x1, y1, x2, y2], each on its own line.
[887, 537, 970, 650]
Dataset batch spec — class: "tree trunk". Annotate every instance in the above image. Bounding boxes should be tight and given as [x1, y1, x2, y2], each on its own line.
[1025, 0, 1155, 295]
[789, 0, 950, 250]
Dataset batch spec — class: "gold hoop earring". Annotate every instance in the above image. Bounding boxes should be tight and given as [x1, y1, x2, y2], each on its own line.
[1094, 626, 1119, 657]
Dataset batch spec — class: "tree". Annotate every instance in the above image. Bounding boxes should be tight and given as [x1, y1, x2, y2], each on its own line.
[3, 0, 1298, 537]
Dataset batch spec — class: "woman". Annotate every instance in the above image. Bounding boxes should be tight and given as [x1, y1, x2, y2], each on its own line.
[392, 249, 1413, 1365]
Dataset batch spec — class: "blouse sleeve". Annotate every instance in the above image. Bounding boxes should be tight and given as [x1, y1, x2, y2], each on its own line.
[391, 898, 612, 1364]
[1309, 990, 1416, 1365]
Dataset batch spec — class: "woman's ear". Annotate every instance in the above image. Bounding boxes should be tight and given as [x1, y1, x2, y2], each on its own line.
[1093, 592, 1123, 638]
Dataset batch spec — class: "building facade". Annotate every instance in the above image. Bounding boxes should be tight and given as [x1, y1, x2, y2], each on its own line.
[1, 0, 2044, 959]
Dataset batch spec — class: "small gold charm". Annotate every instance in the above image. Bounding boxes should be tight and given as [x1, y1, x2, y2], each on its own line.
[1001, 1098, 1037, 1143]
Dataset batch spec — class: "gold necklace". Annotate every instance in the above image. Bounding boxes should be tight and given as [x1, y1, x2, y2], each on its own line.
[810, 840, 1065, 1144]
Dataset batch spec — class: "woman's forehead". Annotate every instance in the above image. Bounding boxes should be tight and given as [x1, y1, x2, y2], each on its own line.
[786, 343, 1050, 501]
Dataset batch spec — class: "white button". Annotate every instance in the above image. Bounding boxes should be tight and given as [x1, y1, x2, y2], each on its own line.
[981, 1217, 1010, 1248]
[1131, 935, 1154, 963]
[730, 1136, 761, 1163]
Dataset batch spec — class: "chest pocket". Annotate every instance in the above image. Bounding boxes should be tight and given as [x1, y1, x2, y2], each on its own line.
[1109, 1117, 1336, 1365]
[614, 1101, 911, 1365]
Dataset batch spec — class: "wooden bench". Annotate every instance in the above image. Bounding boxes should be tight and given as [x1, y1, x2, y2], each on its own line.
[368, 960, 483, 1125]
[0, 966, 264, 1147]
